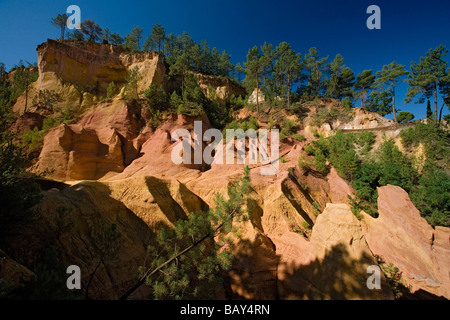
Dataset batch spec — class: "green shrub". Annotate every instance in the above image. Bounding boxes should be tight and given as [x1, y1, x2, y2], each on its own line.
[292, 134, 306, 142]
[106, 81, 119, 99]
[247, 116, 258, 130]
[267, 117, 275, 129]
[283, 119, 297, 135]
[313, 149, 328, 175]
[144, 83, 167, 110]
[298, 154, 311, 170]
[301, 221, 310, 229]
[169, 91, 182, 110]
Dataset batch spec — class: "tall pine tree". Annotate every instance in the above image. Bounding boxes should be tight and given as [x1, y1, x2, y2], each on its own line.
[406, 45, 448, 125]
[374, 61, 409, 123]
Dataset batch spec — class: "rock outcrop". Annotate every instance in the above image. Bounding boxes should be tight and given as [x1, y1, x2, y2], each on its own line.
[12, 40, 165, 116]
[196, 73, 246, 103]
[362, 185, 450, 299]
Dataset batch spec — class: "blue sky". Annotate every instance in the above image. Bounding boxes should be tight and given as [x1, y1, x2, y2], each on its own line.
[0, 0, 449, 119]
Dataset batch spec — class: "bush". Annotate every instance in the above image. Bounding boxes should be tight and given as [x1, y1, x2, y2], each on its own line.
[169, 91, 182, 110]
[298, 154, 311, 170]
[283, 119, 297, 135]
[400, 127, 416, 149]
[106, 81, 119, 99]
[292, 134, 306, 142]
[313, 149, 328, 175]
[22, 117, 61, 154]
[144, 83, 167, 110]
[177, 102, 204, 117]
[355, 131, 376, 154]
[267, 117, 275, 129]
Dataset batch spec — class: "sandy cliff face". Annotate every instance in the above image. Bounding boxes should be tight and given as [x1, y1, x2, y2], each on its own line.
[28, 101, 449, 299]
[6, 41, 449, 300]
[12, 40, 165, 116]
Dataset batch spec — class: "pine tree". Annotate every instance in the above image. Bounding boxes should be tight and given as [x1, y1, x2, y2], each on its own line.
[260, 42, 275, 95]
[122, 66, 142, 99]
[355, 70, 375, 109]
[374, 61, 409, 123]
[109, 33, 123, 46]
[85, 224, 122, 300]
[366, 90, 392, 116]
[273, 42, 302, 106]
[150, 24, 166, 53]
[426, 100, 433, 119]
[100, 27, 111, 44]
[67, 29, 84, 41]
[244, 46, 263, 112]
[304, 47, 328, 97]
[51, 13, 68, 40]
[80, 20, 103, 42]
[396, 111, 415, 124]
[406, 45, 448, 125]
[106, 81, 118, 99]
[119, 167, 252, 300]
[124, 25, 144, 51]
[11, 62, 38, 112]
[326, 54, 344, 99]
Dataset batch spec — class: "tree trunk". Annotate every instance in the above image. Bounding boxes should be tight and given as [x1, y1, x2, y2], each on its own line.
[392, 85, 397, 123]
[434, 83, 438, 126]
[119, 232, 211, 300]
[438, 102, 445, 127]
[256, 77, 259, 114]
[24, 87, 28, 113]
[287, 74, 291, 107]
[85, 257, 103, 300]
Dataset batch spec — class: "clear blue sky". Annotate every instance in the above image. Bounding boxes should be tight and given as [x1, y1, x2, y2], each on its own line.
[0, 0, 449, 119]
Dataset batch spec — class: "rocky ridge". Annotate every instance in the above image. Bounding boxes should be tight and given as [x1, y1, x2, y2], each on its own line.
[3, 40, 449, 300]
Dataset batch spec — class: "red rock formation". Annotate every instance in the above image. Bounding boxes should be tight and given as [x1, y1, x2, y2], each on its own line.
[9, 112, 45, 135]
[362, 185, 449, 299]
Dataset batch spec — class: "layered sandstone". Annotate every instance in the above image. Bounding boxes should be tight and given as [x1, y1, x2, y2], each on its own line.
[362, 185, 450, 298]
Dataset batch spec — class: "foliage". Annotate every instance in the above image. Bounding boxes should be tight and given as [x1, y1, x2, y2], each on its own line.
[7, 246, 80, 300]
[0, 79, 42, 246]
[366, 89, 392, 116]
[376, 256, 410, 299]
[22, 117, 61, 155]
[106, 81, 119, 99]
[291, 133, 306, 142]
[10, 62, 38, 110]
[325, 54, 355, 100]
[313, 149, 328, 175]
[124, 25, 144, 51]
[144, 83, 167, 111]
[301, 221, 310, 230]
[406, 45, 449, 124]
[396, 111, 415, 124]
[50, 13, 68, 40]
[355, 70, 375, 108]
[122, 66, 142, 99]
[143, 24, 166, 52]
[374, 61, 409, 122]
[80, 20, 103, 42]
[136, 167, 252, 300]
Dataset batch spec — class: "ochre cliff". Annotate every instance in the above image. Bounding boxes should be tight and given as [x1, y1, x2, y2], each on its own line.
[5, 40, 449, 300]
